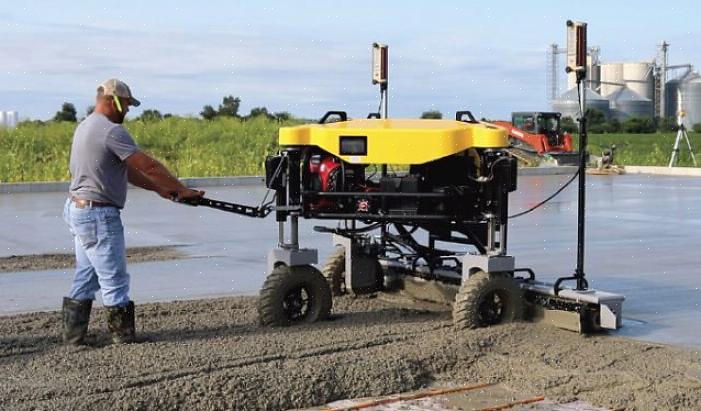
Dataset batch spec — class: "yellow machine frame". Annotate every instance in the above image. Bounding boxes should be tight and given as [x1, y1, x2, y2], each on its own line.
[279, 119, 508, 165]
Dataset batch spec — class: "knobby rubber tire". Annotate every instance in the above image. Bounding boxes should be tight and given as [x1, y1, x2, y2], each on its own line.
[322, 246, 346, 296]
[453, 271, 524, 330]
[258, 264, 332, 327]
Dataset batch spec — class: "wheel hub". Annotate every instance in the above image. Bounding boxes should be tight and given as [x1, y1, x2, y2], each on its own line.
[478, 290, 506, 325]
[283, 286, 310, 321]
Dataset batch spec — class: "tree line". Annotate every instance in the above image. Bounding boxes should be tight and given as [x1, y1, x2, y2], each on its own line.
[48, 98, 439, 124]
[44, 96, 292, 124]
[561, 108, 701, 134]
[38, 103, 701, 134]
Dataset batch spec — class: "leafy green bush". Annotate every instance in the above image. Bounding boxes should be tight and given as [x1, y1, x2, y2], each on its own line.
[657, 117, 678, 132]
[561, 116, 577, 133]
[137, 109, 163, 122]
[608, 118, 622, 133]
[420, 110, 442, 119]
[582, 132, 700, 167]
[53, 102, 78, 123]
[622, 117, 656, 133]
[585, 108, 606, 126]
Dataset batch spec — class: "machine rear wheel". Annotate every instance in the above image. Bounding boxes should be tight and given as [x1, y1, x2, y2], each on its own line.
[322, 246, 346, 296]
[453, 271, 523, 330]
[258, 265, 332, 326]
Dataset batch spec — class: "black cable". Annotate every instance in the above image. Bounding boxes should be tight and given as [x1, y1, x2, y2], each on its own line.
[259, 189, 273, 208]
[258, 154, 287, 208]
[508, 169, 579, 219]
[509, 84, 584, 219]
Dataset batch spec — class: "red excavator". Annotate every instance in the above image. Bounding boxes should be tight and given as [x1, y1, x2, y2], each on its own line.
[492, 112, 579, 166]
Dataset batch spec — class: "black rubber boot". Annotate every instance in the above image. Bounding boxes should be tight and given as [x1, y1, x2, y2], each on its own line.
[62, 297, 92, 345]
[106, 301, 136, 344]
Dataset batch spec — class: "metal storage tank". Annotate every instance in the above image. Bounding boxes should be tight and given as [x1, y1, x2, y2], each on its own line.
[665, 78, 682, 119]
[0, 111, 6, 128]
[682, 76, 701, 128]
[6, 111, 18, 128]
[623, 62, 654, 101]
[552, 87, 611, 120]
[667, 73, 701, 127]
[600, 63, 624, 97]
[589, 61, 601, 93]
[609, 87, 654, 120]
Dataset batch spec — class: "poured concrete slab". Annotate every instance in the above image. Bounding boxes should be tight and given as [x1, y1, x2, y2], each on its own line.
[1, 174, 701, 349]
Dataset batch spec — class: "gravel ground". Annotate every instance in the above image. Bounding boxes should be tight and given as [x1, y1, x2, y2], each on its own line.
[2, 294, 701, 411]
[0, 247, 184, 273]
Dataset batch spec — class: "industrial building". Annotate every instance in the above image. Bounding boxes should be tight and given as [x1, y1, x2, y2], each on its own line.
[547, 42, 701, 127]
[0, 111, 19, 129]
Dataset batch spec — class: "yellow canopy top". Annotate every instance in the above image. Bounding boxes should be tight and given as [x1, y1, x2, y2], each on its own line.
[279, 119, 508, 165]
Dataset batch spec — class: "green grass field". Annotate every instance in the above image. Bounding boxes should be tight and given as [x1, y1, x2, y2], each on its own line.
[584, 132, 700, 167]
[0, 117, 286, 183]
[1, 118, 699, 183]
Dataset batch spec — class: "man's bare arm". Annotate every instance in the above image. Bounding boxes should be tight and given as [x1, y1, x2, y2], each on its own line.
[125, 151, 203, 200]
[127, 167, 158, 191]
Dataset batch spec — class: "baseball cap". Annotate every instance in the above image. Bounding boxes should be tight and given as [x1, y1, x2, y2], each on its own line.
[97, 78, 141, 107]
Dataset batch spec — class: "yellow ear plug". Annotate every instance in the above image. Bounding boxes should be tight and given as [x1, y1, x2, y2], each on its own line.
[113, 95, 123, 113]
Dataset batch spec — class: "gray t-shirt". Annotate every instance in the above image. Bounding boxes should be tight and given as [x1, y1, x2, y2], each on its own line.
[68, 113, 139, 208]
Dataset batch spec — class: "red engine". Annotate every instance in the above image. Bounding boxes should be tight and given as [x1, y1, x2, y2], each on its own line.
[305, 153, 376, 212]
[307, 154, 342, 211]
[308, 155, 342, 192]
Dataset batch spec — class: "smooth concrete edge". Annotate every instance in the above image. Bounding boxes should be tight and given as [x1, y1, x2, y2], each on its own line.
[623, 166, 701, 177]
[0, 182, 70, 194]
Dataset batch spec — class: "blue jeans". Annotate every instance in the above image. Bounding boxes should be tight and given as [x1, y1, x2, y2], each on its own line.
[63, 198, 130, 307]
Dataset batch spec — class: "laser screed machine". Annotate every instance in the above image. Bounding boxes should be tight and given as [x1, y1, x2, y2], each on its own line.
[187, 30, 624, 333]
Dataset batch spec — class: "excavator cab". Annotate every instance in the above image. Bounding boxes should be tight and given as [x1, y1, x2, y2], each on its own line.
[512, 112, 563, 147]
[492, 112, 576, 165]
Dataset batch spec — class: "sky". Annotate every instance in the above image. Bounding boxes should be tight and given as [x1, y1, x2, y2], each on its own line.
[1, 1, 699, 121]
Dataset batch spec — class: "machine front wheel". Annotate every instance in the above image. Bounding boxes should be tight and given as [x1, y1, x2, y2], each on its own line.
[322, 246, 346, 296]
[258, 264, 333, 326]
[453, 271, 523, 330]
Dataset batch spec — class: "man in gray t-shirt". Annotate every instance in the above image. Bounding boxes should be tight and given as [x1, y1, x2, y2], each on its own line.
[69, 112, 139, 208]
[63, 78, 204, 345]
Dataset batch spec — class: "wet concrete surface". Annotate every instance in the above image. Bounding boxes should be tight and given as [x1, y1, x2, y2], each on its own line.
[1, 174, 700, 348]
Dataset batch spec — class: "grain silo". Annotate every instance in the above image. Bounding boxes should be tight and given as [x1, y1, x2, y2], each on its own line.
[0, 111, 6, 128]
[622, 62, 654, 101]
[608, 87, 654, 120]
[589, 60, 601, 93]
[552, 87, 611, 120]
[665, 72, 701, 127]
[681, 76, 701, 128]
[665, 78, 682, 118]
[600, 63, 624, 97]
[600, 61, 654, 119]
